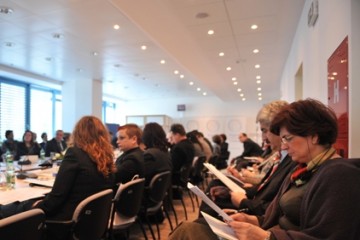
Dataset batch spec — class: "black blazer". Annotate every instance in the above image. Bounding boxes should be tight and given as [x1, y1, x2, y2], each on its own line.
[115, 147, 145, 184]
[45, 138, 67, 156]
[36, 147, 114, 221]
[143, 148, 172, 186]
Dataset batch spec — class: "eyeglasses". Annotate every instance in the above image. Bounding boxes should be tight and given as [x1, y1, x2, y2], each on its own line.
[281, 135, 294, 144]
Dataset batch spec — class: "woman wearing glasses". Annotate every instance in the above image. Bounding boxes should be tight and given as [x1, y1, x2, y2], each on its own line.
[169, 98, 360, 240]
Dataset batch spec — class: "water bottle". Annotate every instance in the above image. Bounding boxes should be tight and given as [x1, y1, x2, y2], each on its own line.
[40, 148, 45, 160]
[5, 151, 15, 189]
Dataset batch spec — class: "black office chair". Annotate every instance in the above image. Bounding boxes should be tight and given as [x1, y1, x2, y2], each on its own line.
[45, 189, 113, 240]
[0, 208, 45, 240]
[172, 164, 195, 220]
[108, 176, 146, 240]
[190, 156, 207, 190]
[140, 171, 172, 240]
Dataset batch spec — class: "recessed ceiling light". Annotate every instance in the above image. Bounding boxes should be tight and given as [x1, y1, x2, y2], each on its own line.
[52, 33, 64, 39]
[196, 12, 209, 19]
[92, 51, 98, 56]
[240, 93, 244, 97]
[226, 67, 231, 71]
[180, 75, 184, 79]
[233, 82, 238, 85]
[257, 87, 262, 91]
[256, 80, 261, 84]
[251, 24, 258, 30]
[253, 49, 259, 53]
[196, 87, 201, 91]
[189, 81, 194, 85]
[160, 60, 166, 64]
[113, 24, 120, 30]
[203, 92, 207, 96]
[242, 97, 246, 101]
[208, 30, 214, 35]
[258, 97, 262, 101]
[141, 45, 147, 50]
[219, 52, 225, 57]
[174, 70, 179, 75]
[258, 93, 262, 96]
[232, 77, 237, 81]
[255, 64, 260, 69]
[0, 7, 14, 15]
[237, 88, 242, 92]
[256, 75, 261, 79]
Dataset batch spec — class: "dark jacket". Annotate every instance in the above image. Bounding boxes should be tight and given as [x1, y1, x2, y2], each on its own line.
[170, 139, 195, 185]
[143, 148, 172, 186]
[45, 138, 67, 157]
[239, 154, 297, 215]
[36, 147, 114, 220]
[261, 158, 360, 240]
[15, 142, 41, 160]
[115, 147, 145, 184]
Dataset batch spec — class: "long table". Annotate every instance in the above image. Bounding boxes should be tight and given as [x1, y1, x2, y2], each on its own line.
[0, 166, 57, 205]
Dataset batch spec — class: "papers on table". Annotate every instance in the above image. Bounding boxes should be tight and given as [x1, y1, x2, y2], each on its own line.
[201, 211, 237, 240]
[0, 187, 50, 205]
[187, 182, 232, 222]
[203, 163, 246, 194]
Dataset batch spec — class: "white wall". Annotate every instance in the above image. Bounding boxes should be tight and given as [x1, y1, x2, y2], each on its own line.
[280, 0, 360, 157]
[119, 96, 265, 159]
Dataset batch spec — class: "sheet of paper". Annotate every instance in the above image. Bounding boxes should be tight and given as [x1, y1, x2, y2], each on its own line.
[203, 163, 246, 193]
[201, 211, 237, 240]
[187, 182, 232, 222]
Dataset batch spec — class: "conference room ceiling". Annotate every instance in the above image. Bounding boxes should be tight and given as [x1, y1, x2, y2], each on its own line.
[0, 0, 305, 102]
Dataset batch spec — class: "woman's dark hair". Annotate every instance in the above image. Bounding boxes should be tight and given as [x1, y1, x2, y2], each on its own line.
[220, 133, 227, 142]
[142, 122, 168, 152]
[186, 130, 204, 150]
[270, 98, 338, 146]
[212, 135, 222, 145]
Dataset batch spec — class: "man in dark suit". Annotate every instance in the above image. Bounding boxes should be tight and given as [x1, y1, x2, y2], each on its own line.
[169, 123, 195, 186]
[114, 124, 145, 184]
[45, 130, 67, 157]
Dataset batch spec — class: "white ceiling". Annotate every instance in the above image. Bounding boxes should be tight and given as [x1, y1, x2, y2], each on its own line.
[0, 0, 305, 103]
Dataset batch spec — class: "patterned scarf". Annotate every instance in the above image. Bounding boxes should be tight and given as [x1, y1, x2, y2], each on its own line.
[290, 147, 337, 186]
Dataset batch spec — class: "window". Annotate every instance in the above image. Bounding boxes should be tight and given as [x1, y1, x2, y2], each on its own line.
[30, 88, 54, 141]
[0, 82, 26, 140]
[0, 77, 61, 141]
[102, 101, 117, 123]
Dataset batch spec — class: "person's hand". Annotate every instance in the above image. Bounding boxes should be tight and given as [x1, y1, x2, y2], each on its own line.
[228, 221, 270, 240]
[228, 167, 241, 179]
[230, 191, 247, 206]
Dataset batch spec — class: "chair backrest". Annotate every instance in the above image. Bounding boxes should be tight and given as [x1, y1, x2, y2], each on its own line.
[193, 156, 206, 176]
[114, 177, 145, 217]
[0, 208, 45, 240]
[148, 171, 171, 203]
[179, 164, 192, 186]
[72, 189, 113, 240]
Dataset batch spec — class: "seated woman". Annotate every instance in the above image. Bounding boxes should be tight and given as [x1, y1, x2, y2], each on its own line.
[0, 116, 116, 240]
[15, 130, 41, 160]
[169, 98, 360, 240]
